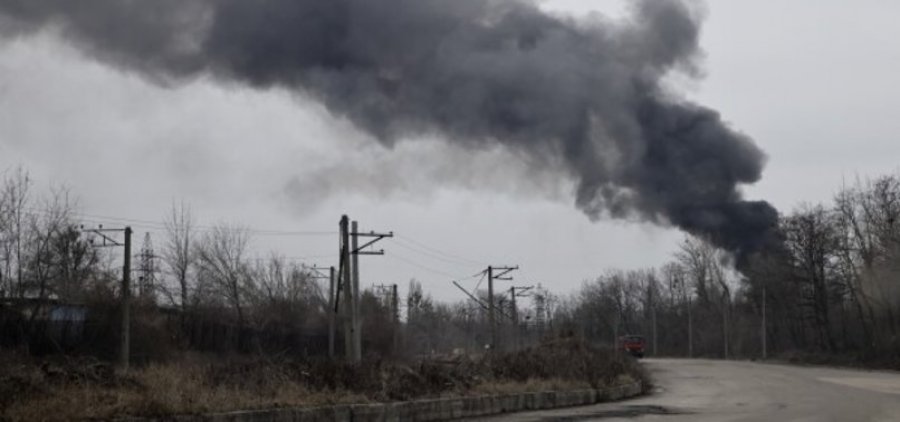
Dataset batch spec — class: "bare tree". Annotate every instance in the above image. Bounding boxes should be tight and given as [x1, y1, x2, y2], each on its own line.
[783, 204, 840, 352]
[675, 237, 714, 305]
[20, 186, 80, 334]
[675, 236, 737, 357]
[52, 221, 99, 302]
[162, 201, 195, 315]
[0, 166, 32, 298]
[250, 255, 325, 330]
[195, 224, 252, 331]
[835, 176, 900, 337]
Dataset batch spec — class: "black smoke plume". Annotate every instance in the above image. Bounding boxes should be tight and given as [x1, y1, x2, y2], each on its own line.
[0, 0, 778, 263]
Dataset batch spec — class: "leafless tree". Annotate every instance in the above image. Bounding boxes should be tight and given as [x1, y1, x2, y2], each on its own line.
[162, 201, 195, 314]
[834, 175, 900, 345]
[249, 255, 325, 330]
[782, 204, 841, 352]
[0, 166, 32, 298]
[195, 224, 252, 330]
[19, 187, 81, 335]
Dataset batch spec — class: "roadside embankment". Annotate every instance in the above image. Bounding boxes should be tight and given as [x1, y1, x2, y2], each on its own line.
[1, 337, 649, 421]
[162, 381, 643, 422]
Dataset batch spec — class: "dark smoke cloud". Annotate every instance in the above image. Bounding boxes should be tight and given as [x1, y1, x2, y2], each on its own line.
[0, 0, 778, 262]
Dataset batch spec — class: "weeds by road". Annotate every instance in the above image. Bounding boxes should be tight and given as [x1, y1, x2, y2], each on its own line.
[1, 337, 646, 421]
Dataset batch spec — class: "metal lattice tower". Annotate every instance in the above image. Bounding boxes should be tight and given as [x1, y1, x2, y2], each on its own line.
[533, 285, 546, 335]
[137, 232, 157, 298]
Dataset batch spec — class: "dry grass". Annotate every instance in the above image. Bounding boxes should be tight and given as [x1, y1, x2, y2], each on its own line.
[1, 338, 646, 421]
[1, 358, 367, 421]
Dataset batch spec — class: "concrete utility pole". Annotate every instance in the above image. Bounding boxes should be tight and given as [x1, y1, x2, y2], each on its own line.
[509, 285, 533, 351]
[346, 217, 393, 363]
[121, 227, 132, 371]
[329, 266, 336, 358]
[488, 267, 494, 349]
[374, 283, 401, 355]
[391, 284, 400, 353]
[723, 299, 730, 359]
[510, 286, 518, 350]
[688, 294, 693, 358]
[762, 284, 767, 360]
[652, 305, 658, 356]
[651, 288, 658, 356]
[310, 265, 335, 358]
[339, 216, 354, 361]
[391, 284, 399, 322]
[486, 265, 518, 351]
[82, 225, 132, 371]
[351, 221, 361, 363]
[614, 312, 619, 358]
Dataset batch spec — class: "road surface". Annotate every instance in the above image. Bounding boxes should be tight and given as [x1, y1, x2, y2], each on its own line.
[476, 358, 900, 421]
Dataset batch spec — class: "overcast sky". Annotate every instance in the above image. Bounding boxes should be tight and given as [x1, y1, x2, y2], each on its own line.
[1, 0, 899, 303]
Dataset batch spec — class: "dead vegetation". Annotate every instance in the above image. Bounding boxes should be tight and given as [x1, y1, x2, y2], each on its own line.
[1, 337, 645, 421]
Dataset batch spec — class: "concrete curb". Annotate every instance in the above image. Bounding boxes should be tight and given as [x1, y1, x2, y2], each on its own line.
[160, 382, 643, 422]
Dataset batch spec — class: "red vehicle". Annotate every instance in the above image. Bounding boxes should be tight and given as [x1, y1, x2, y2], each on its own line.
[618, 334, 646, 358]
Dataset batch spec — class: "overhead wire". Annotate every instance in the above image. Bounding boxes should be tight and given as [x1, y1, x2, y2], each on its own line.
[16, 207, 336, 266]
[389, 240, 487, 278]
[19, 207, 505, 287]
[386, 252, 467, 279]
[393, 235, 487, 267]
[22, 207, 336, 236]
[386, 251, 483, 282]
[473, 269, 487, 292]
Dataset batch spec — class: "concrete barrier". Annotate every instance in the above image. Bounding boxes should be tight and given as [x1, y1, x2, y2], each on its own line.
[142, 381, 643, 422]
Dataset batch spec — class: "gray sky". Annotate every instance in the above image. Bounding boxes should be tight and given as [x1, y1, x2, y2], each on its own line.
[1, 0, 899, 302]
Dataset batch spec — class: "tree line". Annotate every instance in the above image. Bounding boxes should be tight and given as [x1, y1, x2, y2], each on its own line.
[547, 174, 900, 362]
[2, 164, 899, 364]
[400, 173, 900, 363]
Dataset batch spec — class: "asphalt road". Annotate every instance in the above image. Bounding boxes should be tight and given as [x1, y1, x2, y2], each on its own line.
[475, 358, 900, 421]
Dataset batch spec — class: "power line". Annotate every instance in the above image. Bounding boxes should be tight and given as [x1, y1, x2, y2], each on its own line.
[390, 239, 486, 271]
[387, 253, 464, 279]
[387, 252, 483, 281]
[22, 207, 336, 236]
[393, 235, 487, 266]
[249, 254, 334, 262]
[473, 269, 488, 292]
[77, 211, 334, 236]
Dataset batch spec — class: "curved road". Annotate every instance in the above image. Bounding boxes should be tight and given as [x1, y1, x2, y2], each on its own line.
[477, 358, 900, 421]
